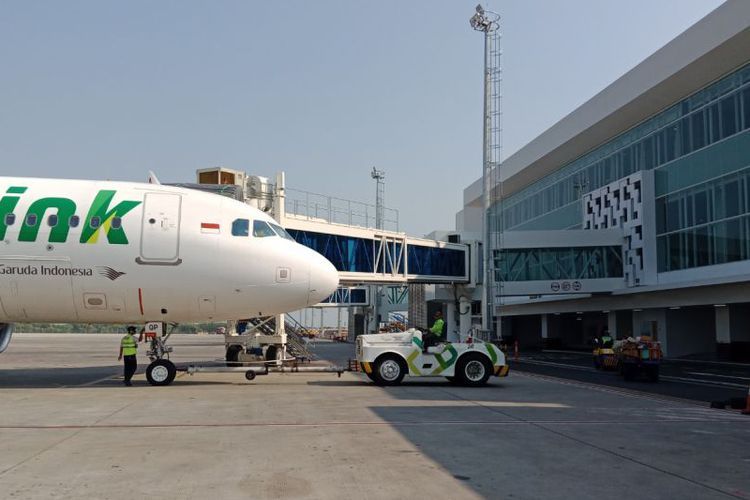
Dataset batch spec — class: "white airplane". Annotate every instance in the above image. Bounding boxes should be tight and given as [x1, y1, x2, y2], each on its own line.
[0, 176, 340, 372]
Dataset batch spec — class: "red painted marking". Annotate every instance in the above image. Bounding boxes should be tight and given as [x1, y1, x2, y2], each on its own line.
[138, 288, 144, 316]
[201, 222, 220, 230]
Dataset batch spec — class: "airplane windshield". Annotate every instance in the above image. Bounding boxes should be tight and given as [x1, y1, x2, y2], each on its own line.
[253, 220, 276, 238]
[270, 223, 295, 241]
[232, 218, 250, 237]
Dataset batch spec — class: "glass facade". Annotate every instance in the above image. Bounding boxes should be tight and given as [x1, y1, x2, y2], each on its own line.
[495, 246, 623, 282]
[656, 164, 750, 271]
[495, 62, 750, 234]
[493, 61, 750, 275]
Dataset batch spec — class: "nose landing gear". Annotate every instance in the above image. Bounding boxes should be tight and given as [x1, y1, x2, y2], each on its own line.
[146, 358, 177, 386]
[145, 322, 178, 386]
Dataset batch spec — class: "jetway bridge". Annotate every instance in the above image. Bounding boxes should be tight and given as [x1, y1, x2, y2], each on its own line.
[278, 184, 469, 286]
[283, 215, 469, 285]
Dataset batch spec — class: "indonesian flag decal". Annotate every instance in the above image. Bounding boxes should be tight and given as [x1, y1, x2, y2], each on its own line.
[201, 222, 220, 234]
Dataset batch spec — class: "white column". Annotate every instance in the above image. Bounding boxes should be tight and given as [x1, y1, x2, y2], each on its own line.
[715, 306, 731, 344]
[607, 311, 617, 337]
[274, 171, 286, 225]
[541, 314, 549, 339]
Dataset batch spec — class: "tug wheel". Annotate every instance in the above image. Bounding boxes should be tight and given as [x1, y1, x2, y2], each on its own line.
[456, 353, 492, 387]
[372, 354, 406, 386]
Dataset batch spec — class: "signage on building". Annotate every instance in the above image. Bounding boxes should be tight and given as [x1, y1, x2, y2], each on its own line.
[550, 281, 582, 293]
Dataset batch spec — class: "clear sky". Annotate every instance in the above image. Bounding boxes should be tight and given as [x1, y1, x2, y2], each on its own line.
[0, 0, 724, 236]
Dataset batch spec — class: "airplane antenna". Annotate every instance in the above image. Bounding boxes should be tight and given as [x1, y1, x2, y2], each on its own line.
[148, 171, 162, 185]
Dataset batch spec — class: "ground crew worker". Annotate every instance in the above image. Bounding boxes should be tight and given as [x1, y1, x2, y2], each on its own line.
[422, 310, 445, 352]
[118, 326, 138, 386]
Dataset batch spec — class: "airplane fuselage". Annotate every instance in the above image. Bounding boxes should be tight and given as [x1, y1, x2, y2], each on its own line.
[0, 177, 339, 324]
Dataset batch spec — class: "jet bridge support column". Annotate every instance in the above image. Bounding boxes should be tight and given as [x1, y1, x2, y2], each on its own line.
[459, 296, 472, 340]
[446, 301, 458, 343]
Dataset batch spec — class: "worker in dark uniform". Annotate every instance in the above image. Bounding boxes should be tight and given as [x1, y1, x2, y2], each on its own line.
[422, 311, 445, 352]
[118, 326, 138, 386]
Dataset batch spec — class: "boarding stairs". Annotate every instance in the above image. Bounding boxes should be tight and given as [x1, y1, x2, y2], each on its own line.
[246, 316, 317, 361]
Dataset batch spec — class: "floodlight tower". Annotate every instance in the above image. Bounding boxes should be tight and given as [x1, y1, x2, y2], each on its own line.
[371, 167, 386, 230]
[470, 4, 502, 334]
[370, 167, 386, 333]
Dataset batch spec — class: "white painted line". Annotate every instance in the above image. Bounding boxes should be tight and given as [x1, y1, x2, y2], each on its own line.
[685, 371, 750, 381]
[661, 375, 747, 389]
[542, 350, 750, 368]
[519, 359, 748, 389]
[518, 358, 595, 372]
[77, 372, 121, 387]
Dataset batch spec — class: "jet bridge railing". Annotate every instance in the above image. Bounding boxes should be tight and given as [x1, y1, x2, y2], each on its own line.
[285, 188, 400, 232]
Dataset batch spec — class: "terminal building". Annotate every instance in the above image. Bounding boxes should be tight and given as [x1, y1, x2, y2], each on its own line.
[448, 0, 750, 360]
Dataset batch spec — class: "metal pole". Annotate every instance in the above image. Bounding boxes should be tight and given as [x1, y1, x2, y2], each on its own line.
[337, 306, 342, 338]
[470, 5, 501, 335]
[482, 26, 492, 332]
[371, 167, 386, 334]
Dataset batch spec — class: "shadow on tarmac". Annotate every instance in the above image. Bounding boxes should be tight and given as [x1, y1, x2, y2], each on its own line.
[307, 376, 516, 404]
[367, 404, 517, 498]
[511, 360, 747, 404]
[0, 366, 121, 388]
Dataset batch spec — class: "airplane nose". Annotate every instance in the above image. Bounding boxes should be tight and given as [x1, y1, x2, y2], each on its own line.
[308, 253, 339, 305]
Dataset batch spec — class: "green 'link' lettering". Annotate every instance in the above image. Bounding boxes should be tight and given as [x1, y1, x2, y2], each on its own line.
[80, 190, 141, 245]
[19, 197, 77, 243]
[0, 187, 25, 240]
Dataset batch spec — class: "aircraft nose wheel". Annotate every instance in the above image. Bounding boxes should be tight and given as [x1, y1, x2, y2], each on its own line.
[146, 359, 177, 386]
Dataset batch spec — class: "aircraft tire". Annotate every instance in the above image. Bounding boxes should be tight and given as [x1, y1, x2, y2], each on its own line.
[146, 359, 177, 386]
[456, 353, 491, 387]
[265, 345, 279, 362]
[226, 346, 242, 367]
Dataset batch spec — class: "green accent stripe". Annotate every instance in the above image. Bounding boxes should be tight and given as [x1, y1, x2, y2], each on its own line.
[7, 187, 27, 194]
[484, 343, 498, 364]
[432, 345, 458, 372]
[406, 349, 421, 375]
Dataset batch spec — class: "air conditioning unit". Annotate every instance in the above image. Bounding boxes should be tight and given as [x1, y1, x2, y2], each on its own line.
[196, 167, 247, 188]
[246, 175, 274, 213]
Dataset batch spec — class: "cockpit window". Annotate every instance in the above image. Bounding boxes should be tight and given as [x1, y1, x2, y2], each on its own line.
[232, 218, 250, 237]
[270, 223, 294, 241]
[253, 220, 276, 238]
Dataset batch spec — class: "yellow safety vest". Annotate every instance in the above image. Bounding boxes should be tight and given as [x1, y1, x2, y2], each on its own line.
[430, 318, 445, 337]
[121, 334, 138, 356]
